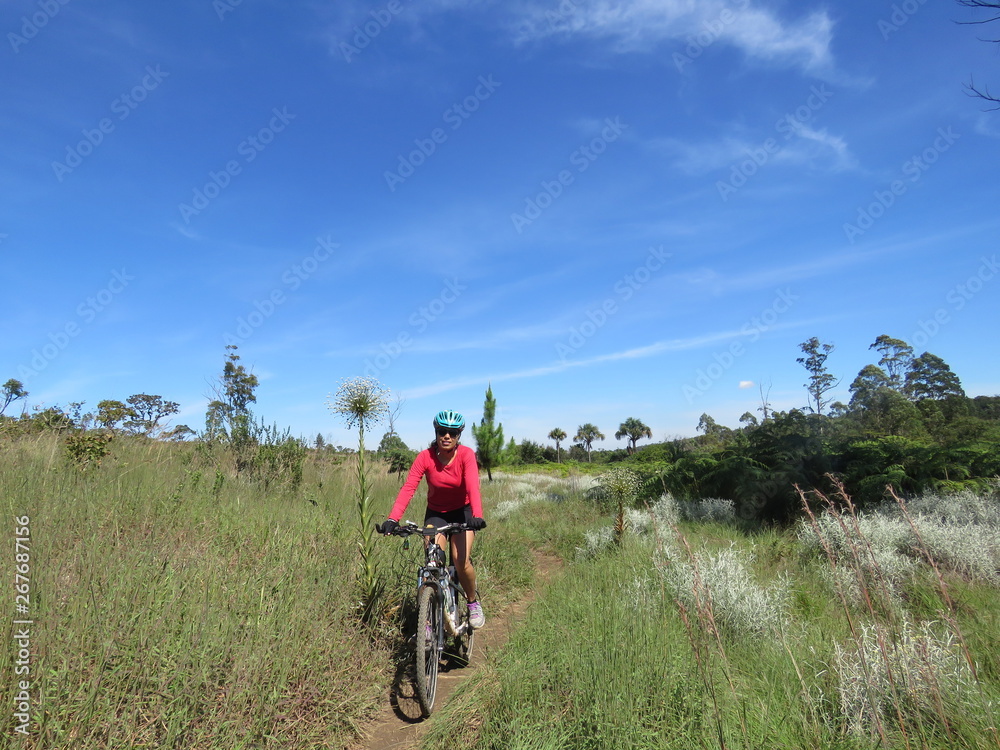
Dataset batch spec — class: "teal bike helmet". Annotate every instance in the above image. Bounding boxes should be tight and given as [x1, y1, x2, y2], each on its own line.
[432, 409, 465, 430]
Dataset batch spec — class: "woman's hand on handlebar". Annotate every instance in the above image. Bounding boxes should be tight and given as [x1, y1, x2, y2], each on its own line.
[376, 519, 399, 535]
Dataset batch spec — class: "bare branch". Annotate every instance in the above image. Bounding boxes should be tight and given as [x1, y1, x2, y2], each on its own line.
[956, 0, 1000, 25]
[965, 77, 1000, 108]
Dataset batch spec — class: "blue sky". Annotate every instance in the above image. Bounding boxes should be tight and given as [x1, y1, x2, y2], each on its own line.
[2, 0, 998, 452]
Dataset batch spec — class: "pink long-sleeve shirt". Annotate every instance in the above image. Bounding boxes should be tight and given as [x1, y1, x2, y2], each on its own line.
[388, 445, 483, 521]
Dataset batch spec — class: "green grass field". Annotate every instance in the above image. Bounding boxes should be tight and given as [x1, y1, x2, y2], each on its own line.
[3, 437, 998, 749]
[423, 477, 1000, 750]
[0, 436, 536, 748]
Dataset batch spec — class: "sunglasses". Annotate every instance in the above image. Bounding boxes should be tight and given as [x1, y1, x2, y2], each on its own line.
[436, 427, 462, 437]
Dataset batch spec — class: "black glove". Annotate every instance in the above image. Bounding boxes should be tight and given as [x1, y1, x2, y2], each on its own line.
[377, 519, 399, 535]
[469, 517, 487, 531]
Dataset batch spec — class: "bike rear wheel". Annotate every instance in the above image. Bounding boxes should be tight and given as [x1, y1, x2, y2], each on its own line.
[415, 585, 440, 716]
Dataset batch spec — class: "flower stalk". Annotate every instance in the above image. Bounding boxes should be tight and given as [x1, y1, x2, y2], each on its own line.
[328, 377, 390, 623]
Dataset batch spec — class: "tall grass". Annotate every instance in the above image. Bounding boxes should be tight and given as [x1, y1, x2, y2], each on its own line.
[421, 481, 1000, 749]
[0, 435, 408, 747]
[424, 540, 706, 750]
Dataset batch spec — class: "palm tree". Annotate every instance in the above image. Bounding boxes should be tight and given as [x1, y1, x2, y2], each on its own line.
[548, 428, 567, 463]
[615, 417, 652, 455]
[574, 423, 605, 463]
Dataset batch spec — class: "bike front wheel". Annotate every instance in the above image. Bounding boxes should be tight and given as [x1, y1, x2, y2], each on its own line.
[415, 585, 440, 716]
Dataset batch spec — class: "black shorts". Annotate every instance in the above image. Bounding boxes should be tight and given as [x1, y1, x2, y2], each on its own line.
[423, 505, 473, 529]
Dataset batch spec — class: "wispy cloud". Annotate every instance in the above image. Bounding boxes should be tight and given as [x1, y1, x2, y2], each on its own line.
[777, 121, 857, 171]
[323, 0, 835, 76]
[654, 123, 856, 177]
[402, 319, 818, 399]
[514, 0, 834, 75]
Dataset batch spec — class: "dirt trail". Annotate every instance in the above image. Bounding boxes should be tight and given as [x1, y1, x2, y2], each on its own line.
[356, 553, 561, 750]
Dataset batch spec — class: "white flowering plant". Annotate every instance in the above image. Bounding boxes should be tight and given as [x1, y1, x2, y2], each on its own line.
[326, 376, 390, 433]
[327, 376, 391, 624]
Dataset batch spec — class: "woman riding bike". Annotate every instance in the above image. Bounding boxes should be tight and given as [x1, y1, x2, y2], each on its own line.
[377, 409, 487, 628]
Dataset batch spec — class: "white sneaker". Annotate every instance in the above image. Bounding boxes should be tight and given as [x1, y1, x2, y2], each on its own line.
[468, 601, 485, 629]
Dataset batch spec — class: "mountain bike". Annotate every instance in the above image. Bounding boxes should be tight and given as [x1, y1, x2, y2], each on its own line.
[383, 521, 476, 716]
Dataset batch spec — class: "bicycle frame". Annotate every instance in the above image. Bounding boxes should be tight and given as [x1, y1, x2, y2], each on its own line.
[408, 523, 474, 639]
[419, 539, 472, 639]
[384, 521, 475, 716]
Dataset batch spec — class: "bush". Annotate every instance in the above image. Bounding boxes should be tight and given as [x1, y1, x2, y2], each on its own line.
[64, 431, 114, 469]
[655, 545, 791, 637]
[833, 620, 974, 736]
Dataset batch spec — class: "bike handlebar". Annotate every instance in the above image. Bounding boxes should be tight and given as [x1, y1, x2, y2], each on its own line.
[379, 521, 469, 537]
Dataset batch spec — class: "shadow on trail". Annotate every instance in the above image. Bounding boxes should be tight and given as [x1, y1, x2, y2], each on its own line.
[385, 610, 474, 724]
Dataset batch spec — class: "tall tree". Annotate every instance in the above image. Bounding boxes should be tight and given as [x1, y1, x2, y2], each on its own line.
[124, 394, 179, 435]
[615, 417, 652, 455]
[905, 352, 966, 401]
[797, 337, 840, 415]
[96, 399, 132, 431]
[206, 345, 259, 443]
[1, 379, 28, 415]
[221, 344, 258, 415]
[696, 413, 728, 438]
[869, 335, 914, 390]
[548, 427, 567, 463]
[573, 423, 605, 462]
[849, 364, 891, 409]
[205, 345, 260, 474]
[757, 381, 773, 422]
[696, 412, 732, 446]
[471, 383, 504, 481]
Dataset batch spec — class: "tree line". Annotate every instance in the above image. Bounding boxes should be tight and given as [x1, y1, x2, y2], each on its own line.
[460, 334, 998, 524]
[1, 347, 306, 487]
[5, 335, 997, 524]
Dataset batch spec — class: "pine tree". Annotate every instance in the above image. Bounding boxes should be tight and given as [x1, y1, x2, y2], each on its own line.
[471, 384, 504, 481]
